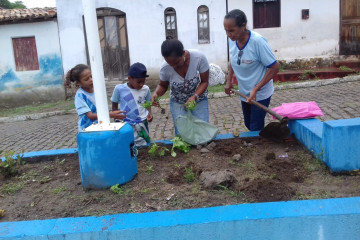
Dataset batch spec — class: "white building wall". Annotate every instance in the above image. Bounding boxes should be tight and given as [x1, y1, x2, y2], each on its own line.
[228, 0, 340, 61]
[56, 0, 228, 78]
[0, 20, 64, 107]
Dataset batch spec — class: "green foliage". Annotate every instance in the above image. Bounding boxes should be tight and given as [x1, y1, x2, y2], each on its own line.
[170, 136, 191, 157]
[110, 184, 124, 195]
[339, 65, 354, 72]
[141, 101, 152, 109]
[146, 165, 154, 174]
[1, 182, 23, 195]
[298, 70, 318, 80]
[0, 150, 23, 178]
[148, 143, 159, 155]
[184, 167, 195, 183]
[51, 187, 66, 194]
[0, 0, 26, 9]
[185, 100, 197, 110]
[148, 143, 169, 157]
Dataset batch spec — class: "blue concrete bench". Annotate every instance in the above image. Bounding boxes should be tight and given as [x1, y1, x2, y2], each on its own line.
[289, 117, 360, 171]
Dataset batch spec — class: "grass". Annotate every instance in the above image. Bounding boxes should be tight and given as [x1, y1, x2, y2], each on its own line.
[0, 99, 74, 118]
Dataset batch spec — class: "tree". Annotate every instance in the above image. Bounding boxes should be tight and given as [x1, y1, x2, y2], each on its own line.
[0, 0, 26, 9]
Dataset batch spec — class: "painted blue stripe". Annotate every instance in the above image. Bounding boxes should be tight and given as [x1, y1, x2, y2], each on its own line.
[1, 148, 78, 161]
[1, 197, 360, 238]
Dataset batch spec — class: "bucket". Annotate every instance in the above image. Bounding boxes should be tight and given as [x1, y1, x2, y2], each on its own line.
[77, 123, 137, 189]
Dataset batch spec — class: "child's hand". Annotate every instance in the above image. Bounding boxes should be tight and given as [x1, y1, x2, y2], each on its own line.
[147, 113, 153, 122]
[111, 110, 126, 120]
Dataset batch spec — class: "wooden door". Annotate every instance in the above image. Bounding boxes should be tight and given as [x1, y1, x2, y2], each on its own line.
[340, 0, 360, 55]
[97, 8, 130, 81]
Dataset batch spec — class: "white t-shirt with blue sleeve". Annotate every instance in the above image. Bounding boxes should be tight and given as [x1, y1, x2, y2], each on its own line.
[110, 83, 151, 125]
[229, 30, 277, 101]
[74, 88, 97, 131]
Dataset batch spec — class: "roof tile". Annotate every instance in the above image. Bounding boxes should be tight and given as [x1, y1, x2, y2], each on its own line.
[0, 7, 56, 23]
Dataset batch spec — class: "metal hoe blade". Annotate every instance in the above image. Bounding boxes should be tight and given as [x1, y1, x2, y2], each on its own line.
[232, 89, 290, 142]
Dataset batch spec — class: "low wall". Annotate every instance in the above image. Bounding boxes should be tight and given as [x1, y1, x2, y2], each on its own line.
[290, 117, 360, 171]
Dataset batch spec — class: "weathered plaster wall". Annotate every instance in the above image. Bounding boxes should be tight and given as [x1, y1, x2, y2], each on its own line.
[56, 0, 228, 79]
[228, 0, 340, 61]
[0, 20, 64, 107]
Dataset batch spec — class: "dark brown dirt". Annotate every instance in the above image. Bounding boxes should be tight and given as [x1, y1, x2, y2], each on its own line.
[1, 137, 360, 222]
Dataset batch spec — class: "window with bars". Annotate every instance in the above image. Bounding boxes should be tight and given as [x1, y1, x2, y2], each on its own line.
[197, 5, 210, 44]
[12, 37, 39, 71]
[164, 8, 177, 40]
[253, 0, 280, 29]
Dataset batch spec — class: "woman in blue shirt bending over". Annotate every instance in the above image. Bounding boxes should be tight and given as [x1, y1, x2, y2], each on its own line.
[224, 9, 280, 131]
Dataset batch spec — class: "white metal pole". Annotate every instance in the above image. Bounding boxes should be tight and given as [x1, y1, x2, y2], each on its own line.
[82, 0, 110, 125]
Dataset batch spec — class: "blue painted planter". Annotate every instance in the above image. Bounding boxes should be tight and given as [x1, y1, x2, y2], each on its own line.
[77, 123, 137, 189]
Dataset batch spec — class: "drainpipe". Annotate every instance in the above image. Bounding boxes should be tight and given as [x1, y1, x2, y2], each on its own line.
[82, 0, 110, 125]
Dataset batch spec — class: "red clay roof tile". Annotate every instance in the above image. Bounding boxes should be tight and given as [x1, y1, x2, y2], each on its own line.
[0, 7, 56, 23]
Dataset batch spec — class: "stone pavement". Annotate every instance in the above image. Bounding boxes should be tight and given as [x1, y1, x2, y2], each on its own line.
[1, 76, 359, 155]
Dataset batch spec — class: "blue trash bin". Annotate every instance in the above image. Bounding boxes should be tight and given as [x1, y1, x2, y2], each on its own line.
[77, 123, 137, 189]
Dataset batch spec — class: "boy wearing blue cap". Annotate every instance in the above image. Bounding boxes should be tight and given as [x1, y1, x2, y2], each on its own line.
[111, 62, 153, 147]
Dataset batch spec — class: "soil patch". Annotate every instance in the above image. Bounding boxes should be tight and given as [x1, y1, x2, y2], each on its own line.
[1, 137, 360, 222]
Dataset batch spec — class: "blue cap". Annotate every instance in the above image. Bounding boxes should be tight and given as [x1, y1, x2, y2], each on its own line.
[127, 62, 149, 78]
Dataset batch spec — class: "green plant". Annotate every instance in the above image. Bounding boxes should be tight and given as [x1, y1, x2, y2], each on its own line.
[298, 70, 318, 80]
[148, 143, 159, 155]
[159, 147, 169, 156]
[339, 65, 354, 72]
[170, 136, 191, 157]
[185, 100, 197, 110]
[146, 165, 154, 174]
[110, 184, 124, 195]
[148, 143, 169, 157]
[184, 167, 195, 183]
[0, 150, 23, 178]
[51, 187, 66, 194]
[1, 182, 23, 195]
[141, 101, 152, 109]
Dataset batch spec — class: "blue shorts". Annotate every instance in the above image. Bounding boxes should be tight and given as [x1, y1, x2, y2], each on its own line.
[170, 98, 209, 135]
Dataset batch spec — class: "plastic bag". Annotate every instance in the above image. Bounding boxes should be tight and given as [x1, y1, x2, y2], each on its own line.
[271, 101, 324, 119]
[209, 63, 225, 86]
[176, 111, 218, 145]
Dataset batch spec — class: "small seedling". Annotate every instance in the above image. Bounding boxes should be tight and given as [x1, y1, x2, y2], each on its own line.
[1, 183, 23, 195]
[184, 167, 195, 183]
[171, 136, 191, 157]
[0, 150, 24, 178]
[146, 165, 154, 174]
[110, 184, 124, 195]
[148, 143, 158, 155]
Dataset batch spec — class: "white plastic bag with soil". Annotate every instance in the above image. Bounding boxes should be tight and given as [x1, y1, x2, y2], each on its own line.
[208, 63, 225, 86]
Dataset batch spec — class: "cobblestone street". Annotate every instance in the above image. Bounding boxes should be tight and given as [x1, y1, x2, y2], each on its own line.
[1, 79, 359, 155]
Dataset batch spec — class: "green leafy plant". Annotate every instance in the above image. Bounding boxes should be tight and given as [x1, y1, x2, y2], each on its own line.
[0, 150, 23, 178]
[148, 143, 169, 157]
[148, 143, 159, 155]
[184, 167, 195, 183]
[170, 136, 191, 157]
[141, 101, 152, 109]
[298, 70, 318, 80]
[159, 147, 169, 156]
[146, 165, 154, 174]
[339, 65, 354, 72]
[110, 184, 124, 195]
[185, 100, 197, 110]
